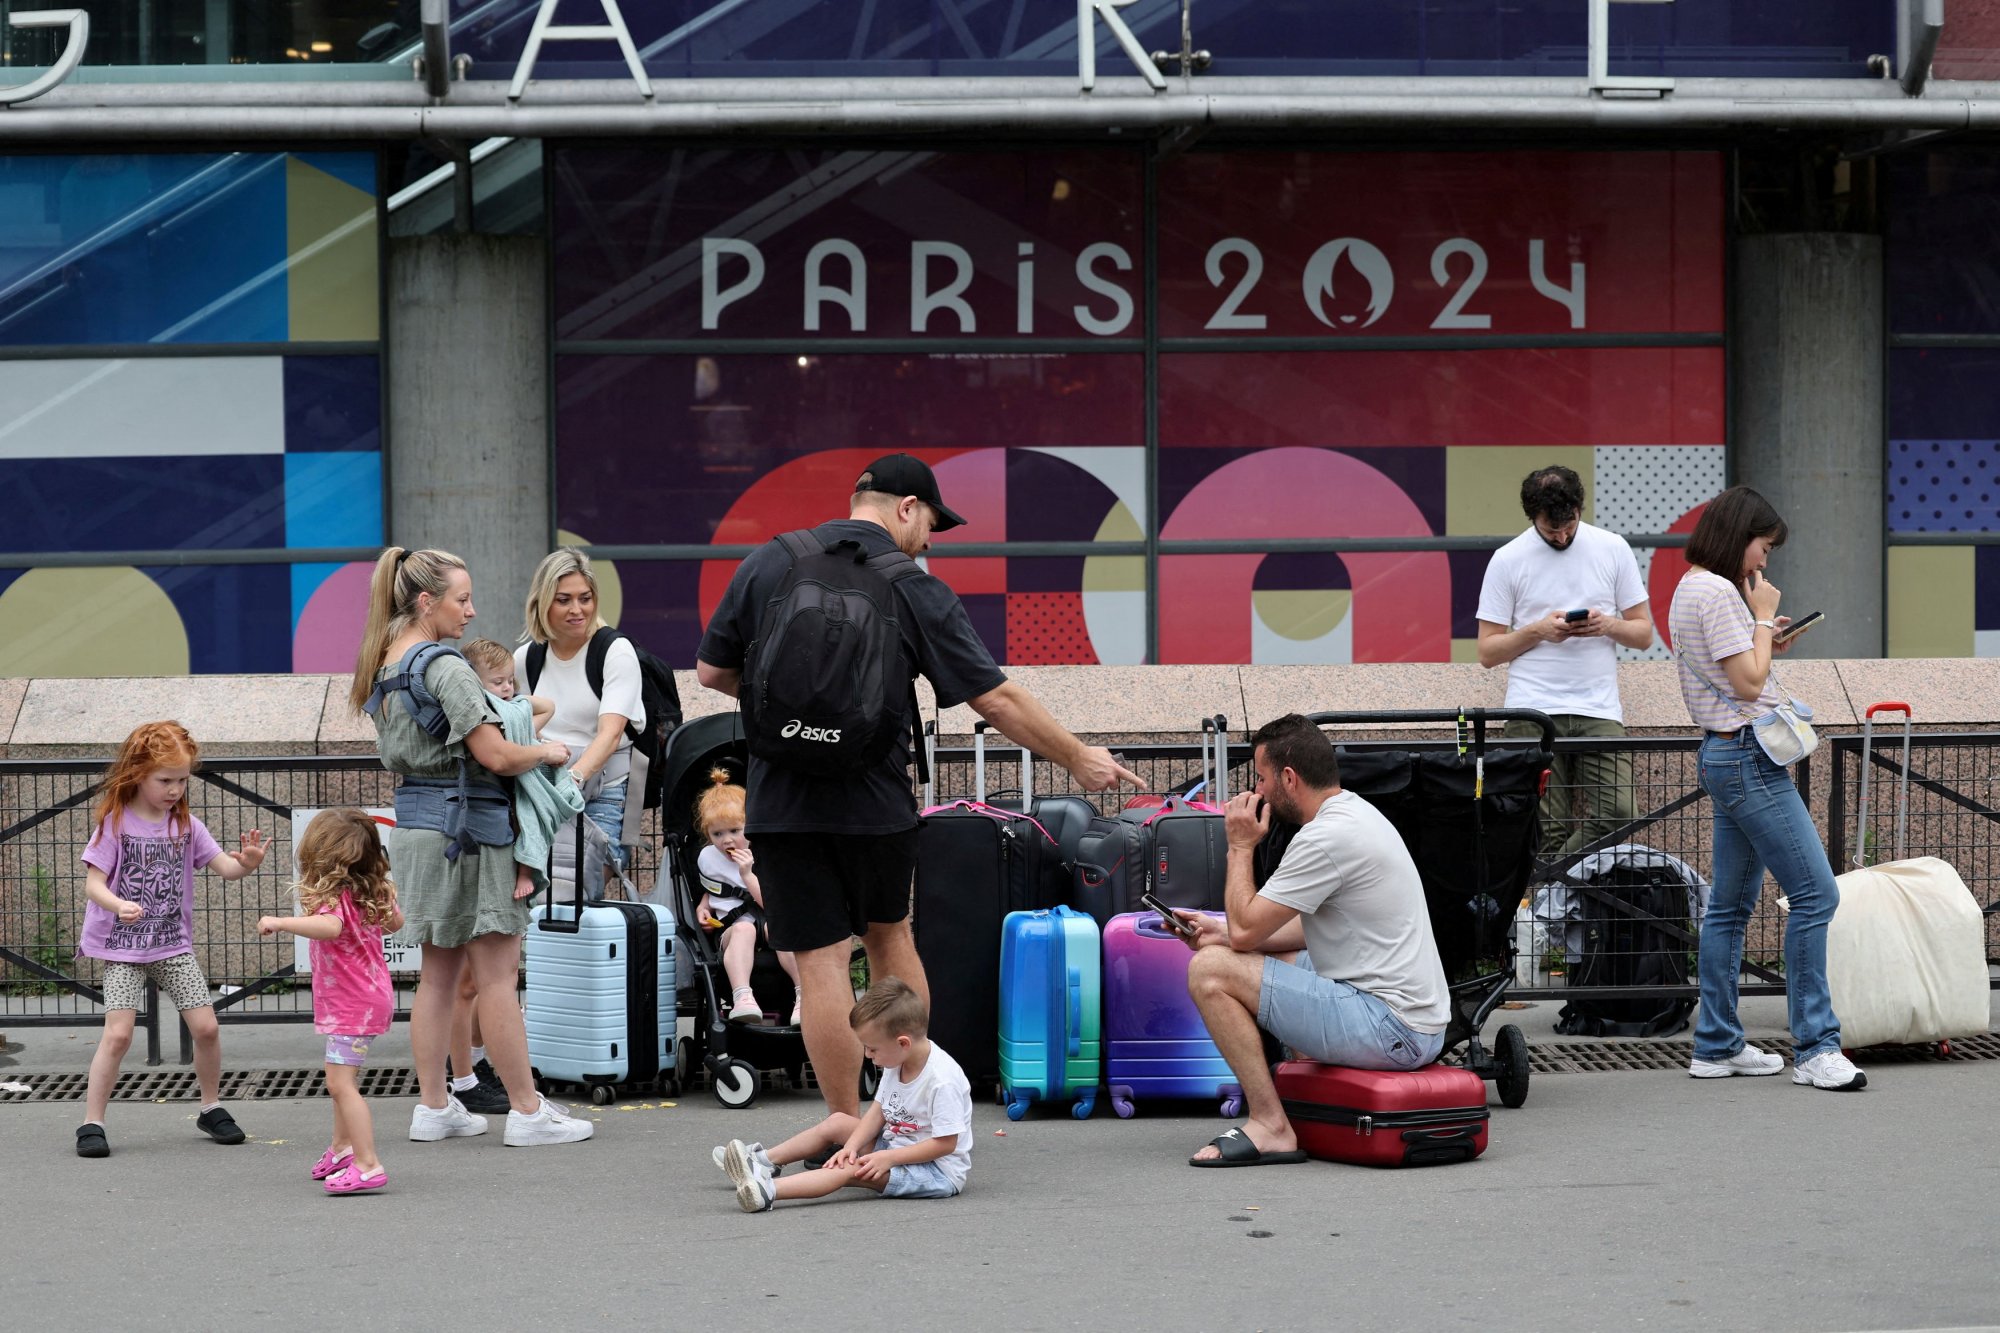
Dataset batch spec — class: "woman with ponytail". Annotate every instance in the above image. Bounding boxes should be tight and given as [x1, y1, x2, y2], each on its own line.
[351, 547, 593, 1148]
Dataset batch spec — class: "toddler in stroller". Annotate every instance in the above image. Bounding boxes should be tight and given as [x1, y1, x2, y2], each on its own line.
[662, 715, 813, 1109]
[692, 767, 802, 1026]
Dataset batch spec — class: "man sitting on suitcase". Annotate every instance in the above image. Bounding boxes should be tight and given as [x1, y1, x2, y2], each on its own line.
[1175, 713, 1451, 1167]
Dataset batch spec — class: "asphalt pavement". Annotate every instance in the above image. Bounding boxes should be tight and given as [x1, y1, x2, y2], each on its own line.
[4, 996, 1999, 1333]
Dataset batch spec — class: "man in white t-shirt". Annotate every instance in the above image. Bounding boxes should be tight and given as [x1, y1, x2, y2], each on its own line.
[1178, 714, 1450, 1168]
[1476, 465, 1654, 859]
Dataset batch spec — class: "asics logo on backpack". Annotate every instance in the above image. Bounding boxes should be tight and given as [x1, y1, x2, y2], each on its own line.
[780, 719, 843, 744]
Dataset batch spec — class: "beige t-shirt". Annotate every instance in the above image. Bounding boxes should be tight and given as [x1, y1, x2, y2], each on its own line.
[1256, 791, 1450, 1034]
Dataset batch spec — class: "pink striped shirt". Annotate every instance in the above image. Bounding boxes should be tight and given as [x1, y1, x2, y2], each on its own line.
[1669, 571, 1782, 732]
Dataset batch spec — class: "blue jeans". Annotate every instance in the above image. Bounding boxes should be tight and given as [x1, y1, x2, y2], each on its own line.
[1258, 953, 1444, 1071]
[1695, 731, 1842, 1062]
[575, 779, 630, 904]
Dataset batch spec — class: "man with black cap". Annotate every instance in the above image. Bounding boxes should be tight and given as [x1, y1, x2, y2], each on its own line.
[697, 453, 1141, 1119]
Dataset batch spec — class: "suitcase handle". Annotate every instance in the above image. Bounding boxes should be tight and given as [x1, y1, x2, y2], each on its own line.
[1066, 966, 1082, 1057]
[537, 818, 587, 934]
[1856, 701, 1915, 866]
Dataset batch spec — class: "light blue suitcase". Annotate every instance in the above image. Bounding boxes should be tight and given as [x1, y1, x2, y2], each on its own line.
[998, 904, 1101, 1121]
[526, 890, 676, 1106]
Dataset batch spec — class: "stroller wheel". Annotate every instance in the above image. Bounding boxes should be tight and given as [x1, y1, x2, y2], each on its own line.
[713, 1059, 759, 1109]
[1495, 1024, 1531, 1109]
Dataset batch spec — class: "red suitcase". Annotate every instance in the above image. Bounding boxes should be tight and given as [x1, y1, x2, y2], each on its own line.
[1275, 1061, 1490, 1167]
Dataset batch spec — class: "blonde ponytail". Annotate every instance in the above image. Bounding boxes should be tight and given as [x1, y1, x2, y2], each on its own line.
[347, 547, 469, 713]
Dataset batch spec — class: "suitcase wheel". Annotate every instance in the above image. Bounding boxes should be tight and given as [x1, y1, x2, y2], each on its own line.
[589, 1084, 616, 1107]
[1219, 1094, 1242, 1120]
[1071, 1090, 1096, 1121]
[1005, 1092, 1030, 1122]
[1110, 1087, 1135, 1119]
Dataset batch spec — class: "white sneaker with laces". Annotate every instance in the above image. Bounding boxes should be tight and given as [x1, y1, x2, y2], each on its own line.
[735, 1158, 775, 1213]
[409, 1095, 489, 1142]
[720, 1139, 774, 1186]
[504, 1094, 596, 1146]
[1688, 1043, 1785, 1078]
[1792, 1049, 1867, 1090]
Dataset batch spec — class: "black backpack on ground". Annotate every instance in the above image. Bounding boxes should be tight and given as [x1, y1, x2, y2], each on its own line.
[525, 627, 682, 811]
[1554, 863, 1697, 1038]
[741, 529, 924, 778]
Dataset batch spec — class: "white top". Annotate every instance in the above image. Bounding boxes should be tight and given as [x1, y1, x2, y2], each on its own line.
[1475, 521, 1648, 723]
[695, 843, 748, 916]
[1256, 791, 1451, 1034]
[872, 1041, 973, 1192]
[515, 635, 645, 787]
[1669, 570, 1781, 731]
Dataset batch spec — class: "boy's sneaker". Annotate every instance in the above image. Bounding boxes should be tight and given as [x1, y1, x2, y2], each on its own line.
[1688, 1043, 1785, 1079]
[717, 1139, 774, 1186]
[504, 1094, 595, 1146]
[1792, 1049, 1867, 1090]
[410, 1095, 489, 1141]
[196, 1107, 247, 1144]
[75, 1124, 109, 1159]
[735, 1159, 775, 1213]
[453, 1078, 513, 1114]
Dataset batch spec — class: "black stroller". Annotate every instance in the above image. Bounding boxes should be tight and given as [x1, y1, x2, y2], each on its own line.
[658, 713, 810, 1109]
[1262, 709, 1553, 1108]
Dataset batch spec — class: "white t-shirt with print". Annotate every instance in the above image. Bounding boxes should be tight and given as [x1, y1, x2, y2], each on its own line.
[515, 636, 645, 787]
[696, 843, 749, 916]
[1475, 521, 1648, 723]
[872, 1041, 973, 1192]
[1256, 791, 1451, 1034]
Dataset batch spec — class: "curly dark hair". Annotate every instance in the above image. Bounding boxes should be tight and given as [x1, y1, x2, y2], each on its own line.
[1520, 465, 1584, 525]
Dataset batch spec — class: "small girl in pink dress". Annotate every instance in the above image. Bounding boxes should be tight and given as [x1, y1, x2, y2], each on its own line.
[259, 809, 403, 1195]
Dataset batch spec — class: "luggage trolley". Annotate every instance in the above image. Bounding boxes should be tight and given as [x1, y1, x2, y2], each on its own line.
[1290, 708, 1555, 1109]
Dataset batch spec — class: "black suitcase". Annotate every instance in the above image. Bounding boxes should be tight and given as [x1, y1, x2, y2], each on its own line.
[914, 725, 1066, 1091]
[1075, 718, 1233, 928]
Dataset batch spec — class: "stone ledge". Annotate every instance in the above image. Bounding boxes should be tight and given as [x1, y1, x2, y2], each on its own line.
[0, 660, 1992, 757]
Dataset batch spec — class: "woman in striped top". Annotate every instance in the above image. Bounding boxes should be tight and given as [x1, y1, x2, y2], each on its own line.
[1668, 487, 1864, 1092]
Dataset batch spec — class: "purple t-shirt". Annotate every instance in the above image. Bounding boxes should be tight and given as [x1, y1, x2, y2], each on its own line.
[78, 811, 224, 964]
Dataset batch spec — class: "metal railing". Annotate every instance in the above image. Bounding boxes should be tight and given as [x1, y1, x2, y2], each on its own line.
[8, 727, 1995, 1062]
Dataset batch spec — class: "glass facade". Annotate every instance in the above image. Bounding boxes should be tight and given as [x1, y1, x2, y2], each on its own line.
[0, 151, 384, 677]
[553, 145, 1723, 667]
[7, 1, 1892, 79]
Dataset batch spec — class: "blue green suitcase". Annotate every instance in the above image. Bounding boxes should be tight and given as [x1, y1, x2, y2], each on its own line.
[998, 904, 1101, 1120]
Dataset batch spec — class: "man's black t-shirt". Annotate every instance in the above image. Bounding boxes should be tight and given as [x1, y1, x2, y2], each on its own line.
[697, 519, 1007, 834]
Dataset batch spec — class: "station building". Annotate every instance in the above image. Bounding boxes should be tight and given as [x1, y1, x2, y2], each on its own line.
[0, 2, 1994, 675]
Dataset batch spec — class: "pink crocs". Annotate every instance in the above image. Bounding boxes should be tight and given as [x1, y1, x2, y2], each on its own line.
[323, 1162, 387, 1195]
[309, 1147, 354, 1181]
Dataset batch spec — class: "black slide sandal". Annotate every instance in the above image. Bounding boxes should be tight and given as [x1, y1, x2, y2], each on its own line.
[1188, 1127, 1309, 1168]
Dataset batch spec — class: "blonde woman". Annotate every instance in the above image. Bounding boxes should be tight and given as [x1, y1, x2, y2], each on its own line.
[515, 547, 646, 902]
[350, 546, 593, 1147]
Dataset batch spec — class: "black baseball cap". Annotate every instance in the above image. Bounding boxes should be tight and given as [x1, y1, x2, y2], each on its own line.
[853, 454, 967, 531]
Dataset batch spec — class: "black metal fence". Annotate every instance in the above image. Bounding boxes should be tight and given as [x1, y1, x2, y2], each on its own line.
[6, 726, 1995, 1062]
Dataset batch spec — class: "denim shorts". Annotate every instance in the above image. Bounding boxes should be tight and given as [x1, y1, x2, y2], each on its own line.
[323, 1034, 375, 1067]
[880, 1159, 959, 1199]
[1258, 952, 1443, 1071]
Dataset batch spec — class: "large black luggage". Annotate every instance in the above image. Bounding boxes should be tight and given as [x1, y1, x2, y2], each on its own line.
[1073, 717, 1232, 929]
[913, 726, 1066, 1092]
[1554, 859, 1697, 1038]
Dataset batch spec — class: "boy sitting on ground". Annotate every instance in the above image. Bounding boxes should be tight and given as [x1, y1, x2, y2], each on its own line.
[715, 976, 971, 1212]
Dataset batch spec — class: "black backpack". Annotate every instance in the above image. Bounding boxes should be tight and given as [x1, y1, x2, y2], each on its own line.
[742, 529, 923, 778]
[525, 627, 682, 811]
[1554, 863, 1697, 1038]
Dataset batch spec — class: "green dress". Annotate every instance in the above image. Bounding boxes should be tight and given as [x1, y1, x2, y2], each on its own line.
[373, 651, 529, 948]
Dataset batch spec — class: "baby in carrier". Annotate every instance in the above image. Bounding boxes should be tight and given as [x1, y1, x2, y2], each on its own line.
[462, 639, 565, 903]
[694, 768, 800, 1026]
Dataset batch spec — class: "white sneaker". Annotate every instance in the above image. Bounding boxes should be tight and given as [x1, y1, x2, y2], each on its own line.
[504, 1094, 595, 1146]
[409, 1095, 488, 1142]
[1689, 1043, 1785, 1079]
[719, 1139, 774, 1186]
[735, 1158, 775, 1213]
[1792, 1049, 1867, 1090]
[788, 1000, 802, 1026]
[728, 989, 762, 1024]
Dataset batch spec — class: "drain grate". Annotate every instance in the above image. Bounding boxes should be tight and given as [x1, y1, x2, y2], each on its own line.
[5, 1034, 1998, 1102]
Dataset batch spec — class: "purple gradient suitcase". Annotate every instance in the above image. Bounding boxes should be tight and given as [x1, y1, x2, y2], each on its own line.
[1102, 910, 1242, 1119]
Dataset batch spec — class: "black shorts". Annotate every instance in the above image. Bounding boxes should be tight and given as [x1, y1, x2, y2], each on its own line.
[751, 830, 919, 953]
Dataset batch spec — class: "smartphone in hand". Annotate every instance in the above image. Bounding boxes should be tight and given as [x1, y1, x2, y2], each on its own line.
[1773, 610, 1825, 645]
[1564, 608, 1589, 623]
[1139, 891, 1199, 942]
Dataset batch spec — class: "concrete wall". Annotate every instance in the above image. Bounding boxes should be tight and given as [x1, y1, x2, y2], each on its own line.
[1732, 232, 1886, 659]
[387, 232, 551, 645]
[0, 661, 1993, 757]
